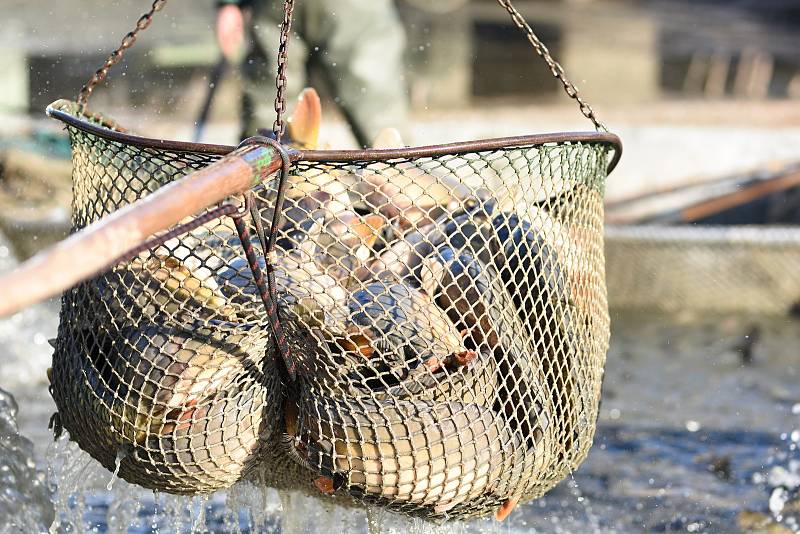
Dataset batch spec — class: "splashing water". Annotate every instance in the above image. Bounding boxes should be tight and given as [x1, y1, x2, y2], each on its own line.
[0, 387, 53, 533]
[748, 418, 800, 532]
[106, 448, 127, 491]
[567, 475, 601, 533]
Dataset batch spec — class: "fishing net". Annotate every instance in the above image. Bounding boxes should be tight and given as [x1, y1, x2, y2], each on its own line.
[46, 99, 618, 519]
[605, 225, 800, 315]
[42, 0, 621, 522]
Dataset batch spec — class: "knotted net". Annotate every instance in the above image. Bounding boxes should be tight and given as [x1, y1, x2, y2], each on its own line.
[47, 99, 619, 520]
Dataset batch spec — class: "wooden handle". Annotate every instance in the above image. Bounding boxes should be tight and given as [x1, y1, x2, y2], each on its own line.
[0, 143, 282, 318]
[680, 169, 800, 223]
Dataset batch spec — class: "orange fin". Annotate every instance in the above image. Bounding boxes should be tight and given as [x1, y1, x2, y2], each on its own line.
[337, 327, 376, 358]
[423, 356, 442, 373]
[352, 214, 386, 248]
[313, 476, 336, 494]
[287, 88, 321, 149]
[495, 496, 519, 521]
[453, 350, 477, 367]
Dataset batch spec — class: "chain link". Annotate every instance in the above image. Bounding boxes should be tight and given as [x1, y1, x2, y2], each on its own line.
[76, 0, 602, 132]
[496, 0, 607, 132]
[77, 0, 167, 111]
[273, 0, 296, 142]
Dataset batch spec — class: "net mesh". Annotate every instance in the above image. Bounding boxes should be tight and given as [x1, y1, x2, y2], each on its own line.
[605, 225, 800, 315]
[49, 103, 614, 521]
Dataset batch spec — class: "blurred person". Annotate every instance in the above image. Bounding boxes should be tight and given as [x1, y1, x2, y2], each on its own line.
[216, 0, 409, 146]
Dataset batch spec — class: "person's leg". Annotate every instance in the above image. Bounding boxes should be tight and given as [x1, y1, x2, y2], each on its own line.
[305, 0, 409, 147]
[239, 3, 308, 139]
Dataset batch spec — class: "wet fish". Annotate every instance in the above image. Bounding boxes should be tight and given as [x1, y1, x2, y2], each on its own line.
[491, 211, 586, 468]
[294, 396, 523, 515]
[91, 254, 239, 328]
[354, 128, 478, 230]
[357, 199, 499, 283]
[52, 322, 281, 494]
[341, 281, 471, 387]
[349, 350, 498, 408]
[216, 250, 349, 334]
[419, 243, 557, 483]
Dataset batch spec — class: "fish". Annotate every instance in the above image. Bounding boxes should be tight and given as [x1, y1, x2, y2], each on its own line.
[340, 281, 472, 388]
[349, 350, 498, 409]
[419, 245, 515, 351]
[419, 243, 558, 488]
[491, 210, 586, 470]
[51, 322, 281, 494]
[354, 128, 479, 229]
[293, 396, 525, 516]
[356, 199, 499, 283]
[216, 250, 350, 335]
[89, 253, 239, 329]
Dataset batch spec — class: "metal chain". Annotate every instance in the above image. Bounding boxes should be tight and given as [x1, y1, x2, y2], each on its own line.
[236, 135, 296, 379]
[76, 0, 168, 110]
[496, 0, 607, 132]
[272, 0, 296, 141]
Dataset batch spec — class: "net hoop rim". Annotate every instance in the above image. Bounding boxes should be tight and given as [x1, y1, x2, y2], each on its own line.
[47, 99, 622, 173]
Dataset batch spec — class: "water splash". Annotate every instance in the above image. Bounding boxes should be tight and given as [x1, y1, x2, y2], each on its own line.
[225, 479, 281, 531]
[48, 433, 106, 532]
[750, 419, 800, 531]
[567, 474, 601, 533]
[0, 387, 53, 532]
[105, 447, 127, 491]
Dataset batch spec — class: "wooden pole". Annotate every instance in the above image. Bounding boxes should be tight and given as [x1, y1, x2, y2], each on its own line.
[679, 169, 800, 223]
[0, 143, 284, 318]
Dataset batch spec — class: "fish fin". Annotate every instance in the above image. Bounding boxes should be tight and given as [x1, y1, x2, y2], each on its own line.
[495, 496, 520, 521]
[343, 326, 376, 358]
[313, 476, 336, 494]
[287, 88, 321, 149]
[371, 127, 404, 149]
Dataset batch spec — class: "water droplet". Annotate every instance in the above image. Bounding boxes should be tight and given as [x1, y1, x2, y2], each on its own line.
[106, 449, 126, 491]
[770, 486, 788, 515]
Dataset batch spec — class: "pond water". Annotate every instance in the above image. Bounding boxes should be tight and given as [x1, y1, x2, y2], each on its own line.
[1, 229, 799, 533]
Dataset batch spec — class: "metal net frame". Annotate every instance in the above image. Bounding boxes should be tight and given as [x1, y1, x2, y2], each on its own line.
[42, 0, 622, 522]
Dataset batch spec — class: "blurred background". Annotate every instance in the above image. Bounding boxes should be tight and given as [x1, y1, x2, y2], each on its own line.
[0, 0, 799, 532]
[2, 0, 799, 199]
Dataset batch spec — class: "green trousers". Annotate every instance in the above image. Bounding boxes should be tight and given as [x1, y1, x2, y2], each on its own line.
[240, 0, 409, 147]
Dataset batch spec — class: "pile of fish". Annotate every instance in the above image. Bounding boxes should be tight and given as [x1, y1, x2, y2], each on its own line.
[48, 89, 605, 522]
